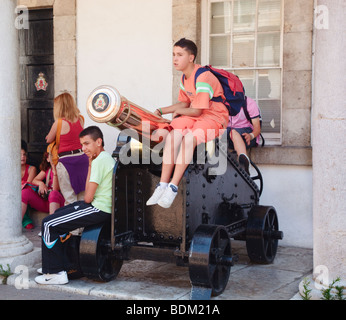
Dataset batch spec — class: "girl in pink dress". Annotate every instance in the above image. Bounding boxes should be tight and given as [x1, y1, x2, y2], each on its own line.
[22, 152, 65, 219]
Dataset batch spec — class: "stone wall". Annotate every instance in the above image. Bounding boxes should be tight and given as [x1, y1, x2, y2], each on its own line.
[252, 0, 313, 165]
[172, 0, 314, 166]
[172, 0, 201, 104]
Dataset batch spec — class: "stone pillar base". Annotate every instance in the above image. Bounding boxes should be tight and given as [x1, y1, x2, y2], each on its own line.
[0, 236, 40, 271]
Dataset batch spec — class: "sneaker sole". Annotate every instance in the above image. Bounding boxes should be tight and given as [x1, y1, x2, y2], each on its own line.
[35, 278, 69, 285]
[146, 189, 166, 206]
[157, 200, 171, 209]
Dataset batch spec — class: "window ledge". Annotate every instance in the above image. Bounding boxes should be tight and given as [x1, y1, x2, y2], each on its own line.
[249, 146, 312, 166]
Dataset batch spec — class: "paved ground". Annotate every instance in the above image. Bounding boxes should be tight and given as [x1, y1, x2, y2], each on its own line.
[1, 227, 312, 301]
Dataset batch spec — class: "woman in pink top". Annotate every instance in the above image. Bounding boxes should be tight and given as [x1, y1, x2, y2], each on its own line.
[46, 93, 89, 205]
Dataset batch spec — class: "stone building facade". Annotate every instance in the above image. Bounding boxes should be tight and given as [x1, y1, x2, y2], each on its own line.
[0, 0, 344, 292]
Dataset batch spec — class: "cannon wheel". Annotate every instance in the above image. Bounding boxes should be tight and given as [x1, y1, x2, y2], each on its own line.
[246, 205, 282, 264]
[189, 225, 232, 298]
[79, 222, 123, 282]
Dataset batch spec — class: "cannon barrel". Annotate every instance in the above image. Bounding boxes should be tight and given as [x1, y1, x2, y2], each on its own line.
[86, 85, 171, 148]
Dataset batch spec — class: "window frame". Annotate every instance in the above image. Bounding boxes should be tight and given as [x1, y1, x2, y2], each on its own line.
[201, 0, 284, 145]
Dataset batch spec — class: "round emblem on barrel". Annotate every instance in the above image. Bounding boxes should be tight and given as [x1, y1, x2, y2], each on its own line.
[92, 93, 110, 113]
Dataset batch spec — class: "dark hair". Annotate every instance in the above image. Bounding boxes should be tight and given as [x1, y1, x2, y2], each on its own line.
[79, 126, 104, 147]
[174, 38, 197, 62]
[21, 139, 28, 152]
[40, 152, 51, 172]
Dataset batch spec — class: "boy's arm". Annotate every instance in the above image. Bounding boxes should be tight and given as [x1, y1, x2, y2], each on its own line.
[173, 106, 202, 118]
[155, 101, 189, 116]
[84, 159, 98, 203]
[242, 118, 261, 146]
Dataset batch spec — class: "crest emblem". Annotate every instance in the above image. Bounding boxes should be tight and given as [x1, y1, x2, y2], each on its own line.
[35, 72, 48, 91]
[92, 93, 109, 112]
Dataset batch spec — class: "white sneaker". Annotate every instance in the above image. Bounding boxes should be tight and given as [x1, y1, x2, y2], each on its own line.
[35, 271, 68, 285]
[146, 183, 167, 206]
[157, 184, 178, 208]
[37, 268, 43, 274]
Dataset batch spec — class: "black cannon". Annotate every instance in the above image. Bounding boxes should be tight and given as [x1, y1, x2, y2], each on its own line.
[73, 85, 283, 300]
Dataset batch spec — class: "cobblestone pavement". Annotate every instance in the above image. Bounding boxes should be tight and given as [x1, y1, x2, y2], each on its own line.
[2, 227, 312, 301]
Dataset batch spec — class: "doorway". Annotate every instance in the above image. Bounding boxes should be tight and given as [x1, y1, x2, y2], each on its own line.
[19, 8, 54, 167]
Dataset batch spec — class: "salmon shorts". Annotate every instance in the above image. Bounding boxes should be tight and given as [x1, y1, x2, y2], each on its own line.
[170, 116, 224, 145]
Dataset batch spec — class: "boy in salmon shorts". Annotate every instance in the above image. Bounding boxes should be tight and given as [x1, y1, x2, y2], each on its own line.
[147, 38, 228, 208]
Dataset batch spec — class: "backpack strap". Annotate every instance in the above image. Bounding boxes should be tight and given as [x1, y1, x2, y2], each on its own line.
[181, 67, 208, 87]
[243, 96, 252, 123]
[56, 118, 63, 147]
[79, 114, 85, 125]
[194, 67, 208, 85]
[183, 67, 225, 104]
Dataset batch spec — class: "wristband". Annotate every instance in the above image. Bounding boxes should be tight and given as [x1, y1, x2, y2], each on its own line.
[249, 133, 255, 140]
[158, 108, 163, 115]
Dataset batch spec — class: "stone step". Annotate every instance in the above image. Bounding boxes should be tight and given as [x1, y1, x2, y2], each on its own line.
[29, 210, 48, 229]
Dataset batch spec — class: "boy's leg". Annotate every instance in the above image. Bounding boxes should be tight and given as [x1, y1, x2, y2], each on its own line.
[158, 132, 198, 208]
[228, 127, 257, 154]
[161, 129, 184, 183]
[146, 130, 184, 206]
[171, 132, 198, 186]
[41, 201, 110, 274]
[230, 129, 247, 156]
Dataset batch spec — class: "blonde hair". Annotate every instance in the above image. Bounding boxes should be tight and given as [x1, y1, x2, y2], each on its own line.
[53, 92, 80, 122]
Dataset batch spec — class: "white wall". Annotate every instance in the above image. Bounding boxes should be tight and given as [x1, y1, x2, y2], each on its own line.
[255, 165, 313, 248]
[76, 0, 172, 153]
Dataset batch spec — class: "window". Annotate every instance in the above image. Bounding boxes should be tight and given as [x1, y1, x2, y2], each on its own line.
[202, 0, 283, 144]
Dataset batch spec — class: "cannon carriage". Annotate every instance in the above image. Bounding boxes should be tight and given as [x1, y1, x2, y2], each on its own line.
[73, 85, 283, 300]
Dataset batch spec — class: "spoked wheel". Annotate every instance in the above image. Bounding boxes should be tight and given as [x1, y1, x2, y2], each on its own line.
[249, 159, 263, 196]
[246, 206, 283, 264]
[189, 225, 235, 299]
[79, 222, 123, 282]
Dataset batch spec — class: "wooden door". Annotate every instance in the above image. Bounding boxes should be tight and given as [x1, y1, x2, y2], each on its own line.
[19, 9, 54, 167]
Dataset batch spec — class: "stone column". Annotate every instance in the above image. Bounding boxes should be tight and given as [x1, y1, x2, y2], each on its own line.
[172, 0, 201, 103]
[0, 0, 35, 270]
[300, 0, 346, 298]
